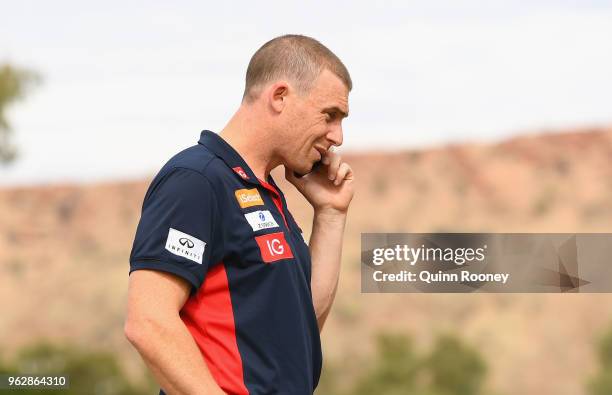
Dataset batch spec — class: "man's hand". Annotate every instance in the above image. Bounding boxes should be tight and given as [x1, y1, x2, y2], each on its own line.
[285, 150, 354, 214]
[285, 150, 354, 331]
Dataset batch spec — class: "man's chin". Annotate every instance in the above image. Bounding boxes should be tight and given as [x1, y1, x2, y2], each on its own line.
[289, 162, 316, 177]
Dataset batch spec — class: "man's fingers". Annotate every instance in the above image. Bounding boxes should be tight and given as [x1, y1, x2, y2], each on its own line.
[334, 162, 352, 186]
[326, 152, 342, 181]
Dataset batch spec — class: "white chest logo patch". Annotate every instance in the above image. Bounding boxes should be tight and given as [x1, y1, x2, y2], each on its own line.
[165, 228, 206, 264]
[244, 210, 279, 232]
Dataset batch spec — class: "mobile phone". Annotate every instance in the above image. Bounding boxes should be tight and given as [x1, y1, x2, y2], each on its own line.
[293, 160, 323, 178]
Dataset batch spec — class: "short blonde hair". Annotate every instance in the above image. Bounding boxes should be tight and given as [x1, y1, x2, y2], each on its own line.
[242, 34, 352, 103]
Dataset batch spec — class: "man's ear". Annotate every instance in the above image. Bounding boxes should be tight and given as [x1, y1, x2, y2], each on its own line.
[268, 81, 290, 113]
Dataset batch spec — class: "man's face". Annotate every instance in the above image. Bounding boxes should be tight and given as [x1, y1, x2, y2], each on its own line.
[280, 69, 349, 174]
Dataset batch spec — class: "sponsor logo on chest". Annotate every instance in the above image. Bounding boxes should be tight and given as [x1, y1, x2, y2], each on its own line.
[232, 166, 249, 180]
[244, 210, 279, 231]
[255, 232, 294, 263]
[235, 188, 264, 208]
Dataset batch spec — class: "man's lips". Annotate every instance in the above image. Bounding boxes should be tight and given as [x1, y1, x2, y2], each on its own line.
[314, 146, 328, 161]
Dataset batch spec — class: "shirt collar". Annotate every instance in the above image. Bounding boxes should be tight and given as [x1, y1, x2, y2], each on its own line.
[198, 130, 263, 186]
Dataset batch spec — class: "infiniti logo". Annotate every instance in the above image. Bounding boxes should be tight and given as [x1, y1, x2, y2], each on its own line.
[179, 237, 195, 248]
[165, 228, 205, 265]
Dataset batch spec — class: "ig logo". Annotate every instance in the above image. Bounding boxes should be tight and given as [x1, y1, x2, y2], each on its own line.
[266, 238, 284, 255]
[255, 232, 293, 263]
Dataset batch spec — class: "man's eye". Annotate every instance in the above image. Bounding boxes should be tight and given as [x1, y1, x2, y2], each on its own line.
[325, 112, 334, 121]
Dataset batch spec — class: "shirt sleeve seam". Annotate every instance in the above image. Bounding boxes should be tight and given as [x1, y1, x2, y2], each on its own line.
[130, 259, 201, 293]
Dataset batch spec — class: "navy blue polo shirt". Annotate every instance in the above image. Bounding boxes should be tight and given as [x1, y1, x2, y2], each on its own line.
[129, 130, 322, 394]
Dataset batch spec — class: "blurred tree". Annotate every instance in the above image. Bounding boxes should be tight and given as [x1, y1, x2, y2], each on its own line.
[0, 63, 41, 165]
[350, 333, 421, 395]
[426, 334, 487, 395]
[0, 342, 155, 395]
[341, 332, 491, 395]
[588, 326, 612, 395]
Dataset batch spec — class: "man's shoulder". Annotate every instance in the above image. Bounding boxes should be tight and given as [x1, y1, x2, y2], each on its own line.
[141, 144, 233, 204]
[158, 144, 229, 182]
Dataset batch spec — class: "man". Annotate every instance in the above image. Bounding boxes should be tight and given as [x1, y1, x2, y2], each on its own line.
[124, 34, 353, 394]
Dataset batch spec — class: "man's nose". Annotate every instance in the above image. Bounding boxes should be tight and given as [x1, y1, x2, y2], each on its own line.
[327, 124, 343, 147]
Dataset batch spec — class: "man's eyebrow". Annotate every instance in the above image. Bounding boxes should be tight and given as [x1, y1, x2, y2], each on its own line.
[323, 106, 349, 118]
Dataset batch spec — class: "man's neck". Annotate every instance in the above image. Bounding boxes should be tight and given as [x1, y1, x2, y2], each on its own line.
[219, 107, 280, 181]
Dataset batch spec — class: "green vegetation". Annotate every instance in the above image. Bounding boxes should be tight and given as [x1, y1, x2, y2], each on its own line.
[588, 326, 612, 395]
[425, 335, 487, 395]
[0, 333, 492, 395]
[0, 343, 155, 394]
[0, 63, 41, 165]
[318, 332, 492, 395]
